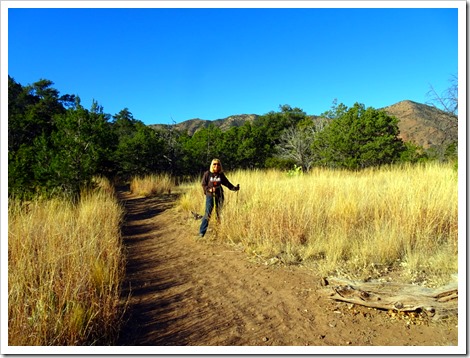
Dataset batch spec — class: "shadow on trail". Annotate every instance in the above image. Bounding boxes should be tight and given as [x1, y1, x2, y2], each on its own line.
[116, 190, 231, 345]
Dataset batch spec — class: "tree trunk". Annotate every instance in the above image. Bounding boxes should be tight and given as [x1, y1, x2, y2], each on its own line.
[321, 277, 458, 320]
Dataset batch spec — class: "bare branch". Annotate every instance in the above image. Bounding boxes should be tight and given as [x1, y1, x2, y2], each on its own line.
[426, 74, 458, 117]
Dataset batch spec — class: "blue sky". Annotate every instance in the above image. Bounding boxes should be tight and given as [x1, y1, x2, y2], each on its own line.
[6, 2, 460, 125]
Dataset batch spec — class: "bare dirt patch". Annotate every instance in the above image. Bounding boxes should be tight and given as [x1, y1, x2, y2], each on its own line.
[116, 189, 458, 349]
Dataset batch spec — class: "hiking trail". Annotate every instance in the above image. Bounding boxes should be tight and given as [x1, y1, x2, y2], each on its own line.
[116, 189, 458, 347]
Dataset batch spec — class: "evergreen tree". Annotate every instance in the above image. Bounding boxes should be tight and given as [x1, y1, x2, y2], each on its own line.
[8, 77, 76, 198]
[313, 103, 406, 169]
[179, 125, 224, 173]
[46, 99, 110, 198]
[252, 105, 308, 167]
[111, 110, 166, 180]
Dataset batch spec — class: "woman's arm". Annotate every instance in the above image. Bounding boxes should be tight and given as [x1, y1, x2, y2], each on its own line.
[221, 173, 238, 191]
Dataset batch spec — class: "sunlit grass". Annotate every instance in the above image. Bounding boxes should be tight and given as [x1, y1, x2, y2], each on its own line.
[130, 173, 173, 197]
[179, 163, 458, 287]
[8, 181, 125, 345]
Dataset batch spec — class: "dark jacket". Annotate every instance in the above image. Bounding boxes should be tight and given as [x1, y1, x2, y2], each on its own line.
[201, 171, 237, 197]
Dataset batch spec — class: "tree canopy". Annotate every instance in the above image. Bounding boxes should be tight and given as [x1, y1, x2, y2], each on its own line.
[8, 76, 449, 200]
[312, 103, 406, 169]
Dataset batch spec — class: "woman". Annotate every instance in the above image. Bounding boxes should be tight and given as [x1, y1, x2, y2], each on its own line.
[199, 158, 239, 237]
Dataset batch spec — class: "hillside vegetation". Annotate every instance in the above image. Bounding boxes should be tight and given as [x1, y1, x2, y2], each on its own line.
[152, 100, 457, 150]
[9, 76, 457, 200]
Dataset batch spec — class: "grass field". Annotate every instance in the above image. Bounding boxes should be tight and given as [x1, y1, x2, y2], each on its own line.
[8, 179, 125, 345]
[7, 162, 458, 345]
[179, 162, 458, 287]
[130, 173, 174, 197]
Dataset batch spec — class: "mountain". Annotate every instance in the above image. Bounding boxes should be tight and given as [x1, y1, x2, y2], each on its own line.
[381, 100, 457, 149]
[149, 114, 259, 136]
[150, 100, 457, 149]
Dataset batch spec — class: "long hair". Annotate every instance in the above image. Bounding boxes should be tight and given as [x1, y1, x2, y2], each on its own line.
[209, 158, 223, 173]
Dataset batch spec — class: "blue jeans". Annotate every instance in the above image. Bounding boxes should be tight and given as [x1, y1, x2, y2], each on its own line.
[199, 194, 224, 236]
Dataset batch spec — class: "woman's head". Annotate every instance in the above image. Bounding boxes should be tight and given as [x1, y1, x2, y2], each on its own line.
[210, 158, 223, 173]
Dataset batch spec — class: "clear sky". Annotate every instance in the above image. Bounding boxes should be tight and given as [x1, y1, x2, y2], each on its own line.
[5, 2, 461, 125]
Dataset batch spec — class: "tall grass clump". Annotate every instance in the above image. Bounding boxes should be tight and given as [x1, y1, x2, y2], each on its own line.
[180, 163, 458, 287]
[130, 173, 174, 197]
[8, 182, 125, 345]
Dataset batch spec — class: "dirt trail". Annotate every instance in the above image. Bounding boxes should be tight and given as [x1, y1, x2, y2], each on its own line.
[116, 189, 458, 348]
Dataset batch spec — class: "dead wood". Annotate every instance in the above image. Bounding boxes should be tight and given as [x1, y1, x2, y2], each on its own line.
[321, 277, 458, 320]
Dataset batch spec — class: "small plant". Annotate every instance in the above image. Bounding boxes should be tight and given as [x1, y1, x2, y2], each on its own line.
[286, 164, 303, 177]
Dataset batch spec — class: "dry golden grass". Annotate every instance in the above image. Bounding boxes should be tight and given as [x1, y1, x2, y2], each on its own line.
[179, 163, 458, 287]
[8, 182, 125, 345]
[130, 173, 173, 197]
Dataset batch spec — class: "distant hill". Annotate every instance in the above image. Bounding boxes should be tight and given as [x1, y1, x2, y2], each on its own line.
[150, 114, 259, 136]
[150, 100, 457, 149]
[381, 100, 457, 149]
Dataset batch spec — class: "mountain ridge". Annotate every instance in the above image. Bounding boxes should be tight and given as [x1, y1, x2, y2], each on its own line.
[149, 100, 457, 149]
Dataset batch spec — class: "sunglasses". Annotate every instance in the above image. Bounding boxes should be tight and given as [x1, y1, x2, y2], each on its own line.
[213, 163, 221, 166]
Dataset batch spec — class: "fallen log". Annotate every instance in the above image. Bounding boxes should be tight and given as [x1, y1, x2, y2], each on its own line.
[321, 277, 458, 320]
